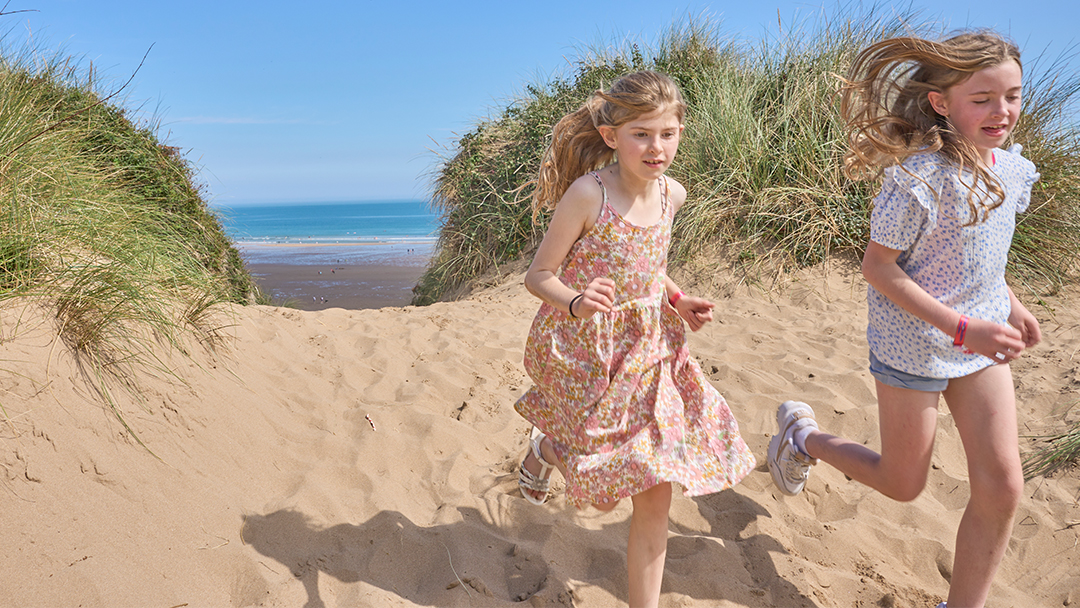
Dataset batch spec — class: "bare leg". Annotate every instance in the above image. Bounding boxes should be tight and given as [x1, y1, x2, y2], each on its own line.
[803, 381, 940, 500]
[627, 482, 672, 608]
[942, 364, 1023, 608]
[521, 435, 620, 511]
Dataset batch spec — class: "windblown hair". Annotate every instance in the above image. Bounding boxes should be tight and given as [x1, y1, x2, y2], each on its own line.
[840, 31, 1022, 224]
[528, 70, 686, 220]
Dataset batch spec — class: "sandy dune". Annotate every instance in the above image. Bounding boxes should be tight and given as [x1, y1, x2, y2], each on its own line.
[1, 268, 1077, 607]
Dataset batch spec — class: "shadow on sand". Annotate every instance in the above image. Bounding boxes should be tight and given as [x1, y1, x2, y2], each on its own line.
[242, 487, 815, 607]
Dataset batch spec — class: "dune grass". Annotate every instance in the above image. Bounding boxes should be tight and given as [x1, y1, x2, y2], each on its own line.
[1023, 410, 1080, 480]
[419, 7, 1080, 477]
[0, 36, 263, 431]
[418, 8, 1080, 301]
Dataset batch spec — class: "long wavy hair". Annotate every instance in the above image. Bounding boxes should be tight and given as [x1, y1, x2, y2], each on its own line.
[528, 70, 686, 220]
[840, 31, 1022, 224]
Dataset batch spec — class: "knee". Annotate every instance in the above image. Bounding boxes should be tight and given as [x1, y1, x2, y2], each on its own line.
[631, 483, 673, 518]
[883, 474, 928, 503]
[971, 465, 1024, 514]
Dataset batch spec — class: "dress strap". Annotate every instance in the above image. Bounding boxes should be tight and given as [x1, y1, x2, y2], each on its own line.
[590, 171, 608, 206]
[659, 176, 670, 216]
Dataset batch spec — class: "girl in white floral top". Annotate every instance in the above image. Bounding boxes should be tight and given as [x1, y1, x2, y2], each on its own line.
[767, 32, 1041, 608]
[514, 70, 755, 608]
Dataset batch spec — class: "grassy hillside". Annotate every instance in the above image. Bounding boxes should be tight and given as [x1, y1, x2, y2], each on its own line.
[0, 40, 262, 395]
[416, 9, 1080, 306]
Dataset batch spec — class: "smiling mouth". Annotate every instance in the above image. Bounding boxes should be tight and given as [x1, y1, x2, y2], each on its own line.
[983, 125, 1009, 136]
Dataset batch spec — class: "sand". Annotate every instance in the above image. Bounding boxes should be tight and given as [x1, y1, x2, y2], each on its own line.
[246, 262, 426, 310]
[1, 267, 1077, 607]
[239, 242, 434, 311]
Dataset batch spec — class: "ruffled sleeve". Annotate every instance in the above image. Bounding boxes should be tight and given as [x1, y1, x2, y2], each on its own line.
[1003, 144, 1040, 213]
[870, 154, 946, 250]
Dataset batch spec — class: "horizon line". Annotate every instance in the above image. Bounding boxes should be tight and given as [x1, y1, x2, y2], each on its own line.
[210, 198, 433, 208]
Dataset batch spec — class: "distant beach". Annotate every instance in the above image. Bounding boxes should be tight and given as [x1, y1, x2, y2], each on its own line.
[215, 201, 438, 310]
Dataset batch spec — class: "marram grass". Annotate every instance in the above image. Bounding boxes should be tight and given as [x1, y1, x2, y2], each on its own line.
[418, 8, 1080, 301]
[1023, 407, 1080, 480]
[0, 35, 265, 436]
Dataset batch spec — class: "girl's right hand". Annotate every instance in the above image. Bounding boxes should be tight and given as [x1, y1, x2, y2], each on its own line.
[963, 316, 1028, 364]
[571, 277, 616, 319]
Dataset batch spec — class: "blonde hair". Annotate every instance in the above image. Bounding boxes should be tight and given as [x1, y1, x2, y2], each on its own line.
[840, 31, 1022, 223]
[528, 70, 686, 219]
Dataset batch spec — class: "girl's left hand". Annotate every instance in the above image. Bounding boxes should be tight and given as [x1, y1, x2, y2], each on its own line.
[673, 295, 715, 332]
[1008, 297, 1042, 349]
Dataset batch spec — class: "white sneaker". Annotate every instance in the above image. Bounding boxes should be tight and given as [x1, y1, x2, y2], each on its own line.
[767, 400, 818, 496]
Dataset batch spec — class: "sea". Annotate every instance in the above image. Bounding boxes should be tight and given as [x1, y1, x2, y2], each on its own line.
[213, 200, 440, 266]
[212, 200, 441, 309]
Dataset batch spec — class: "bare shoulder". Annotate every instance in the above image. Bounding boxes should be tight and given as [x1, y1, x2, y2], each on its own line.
[555, 173, 605, 230]
[665, 176, 688, 211]
[529, 173, 605, 276]
[563, 172, 604, 205]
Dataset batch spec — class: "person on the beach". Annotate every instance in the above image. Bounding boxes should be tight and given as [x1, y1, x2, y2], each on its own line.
[767, 31, 1040, 608]
[514, 70, 756, 608]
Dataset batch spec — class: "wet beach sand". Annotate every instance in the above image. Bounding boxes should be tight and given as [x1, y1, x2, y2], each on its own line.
[240, 242, 432, 310]
[246, 262, 426, 310]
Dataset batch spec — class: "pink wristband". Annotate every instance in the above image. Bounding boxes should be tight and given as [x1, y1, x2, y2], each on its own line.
[668, 291, 685, 307]
[953, 315, 968, 348]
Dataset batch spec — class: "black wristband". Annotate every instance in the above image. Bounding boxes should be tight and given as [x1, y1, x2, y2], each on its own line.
[568, 293, 584, 318]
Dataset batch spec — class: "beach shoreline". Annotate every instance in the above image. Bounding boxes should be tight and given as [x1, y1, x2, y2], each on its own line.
[246, 262, 425, 310]
[236, 241, 434, 310]
[236, 239, 437, 247]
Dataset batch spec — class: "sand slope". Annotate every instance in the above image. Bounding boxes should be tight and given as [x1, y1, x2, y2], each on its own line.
[1, 270, 1077, 607]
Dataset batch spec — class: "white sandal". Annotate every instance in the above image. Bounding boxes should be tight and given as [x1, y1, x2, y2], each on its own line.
[518, 431, 555, 505]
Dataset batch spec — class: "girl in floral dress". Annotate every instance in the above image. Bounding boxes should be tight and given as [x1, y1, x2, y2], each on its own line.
[514, 70, 755, 608]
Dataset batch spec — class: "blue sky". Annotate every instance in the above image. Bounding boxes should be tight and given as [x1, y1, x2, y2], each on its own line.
[8, 1, 1076, 206]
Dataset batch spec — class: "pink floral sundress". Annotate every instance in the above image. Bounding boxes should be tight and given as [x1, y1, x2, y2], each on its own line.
[515, 172, 755, 507]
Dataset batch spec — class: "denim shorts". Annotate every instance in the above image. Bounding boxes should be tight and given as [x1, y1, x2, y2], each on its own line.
[868, 350, 949, 393]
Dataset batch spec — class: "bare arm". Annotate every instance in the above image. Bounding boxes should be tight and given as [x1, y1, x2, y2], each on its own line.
[524, 176, 614, 318]
[660, 180, 714, 331]
[663, 275, 714, 332]
[861, 241, 1028, 362]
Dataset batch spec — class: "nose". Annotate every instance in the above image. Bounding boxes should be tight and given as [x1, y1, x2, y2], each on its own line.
[990, 97, 1009, 118]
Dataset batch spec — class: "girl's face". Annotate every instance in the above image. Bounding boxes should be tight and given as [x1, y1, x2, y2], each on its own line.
[928, 59, 1023, 165]
[599, 107, 683, 181]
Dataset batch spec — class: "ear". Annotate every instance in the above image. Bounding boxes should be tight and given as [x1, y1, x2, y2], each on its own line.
[927, 91, 949, 118]
[598, 125, 618, 150]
